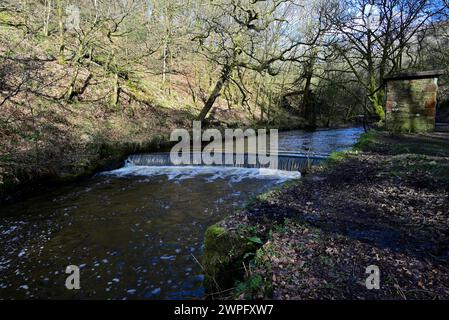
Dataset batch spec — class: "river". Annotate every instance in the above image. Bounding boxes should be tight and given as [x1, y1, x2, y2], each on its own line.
[0, 127, 364, 299]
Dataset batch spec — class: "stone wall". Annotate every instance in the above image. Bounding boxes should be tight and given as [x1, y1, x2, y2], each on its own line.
[385, 71, 442, 133]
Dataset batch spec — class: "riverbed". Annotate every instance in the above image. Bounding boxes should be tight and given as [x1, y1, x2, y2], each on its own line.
[0, 127, 364, 299]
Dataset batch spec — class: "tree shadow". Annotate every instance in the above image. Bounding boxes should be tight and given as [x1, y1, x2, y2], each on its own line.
[244, 157, 449, 265]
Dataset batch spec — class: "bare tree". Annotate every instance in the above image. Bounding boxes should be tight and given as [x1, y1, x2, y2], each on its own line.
[193, 0, 326, 122]
[325, 0, 445, 120]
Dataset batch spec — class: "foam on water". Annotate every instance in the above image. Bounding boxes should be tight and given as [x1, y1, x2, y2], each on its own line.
[101, 164, 301, 183]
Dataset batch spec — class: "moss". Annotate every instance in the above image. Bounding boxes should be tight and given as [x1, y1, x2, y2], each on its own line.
[0, 11, 13, 24]
[124, 80, 154, 104]
[326, 150, 351, 164]
[202, 223, 259, 298]
[374, 102, 386, 121]
[387, 115, 434, 133]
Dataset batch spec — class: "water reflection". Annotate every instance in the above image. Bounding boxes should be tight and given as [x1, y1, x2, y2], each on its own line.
[278, 127, 364, 155]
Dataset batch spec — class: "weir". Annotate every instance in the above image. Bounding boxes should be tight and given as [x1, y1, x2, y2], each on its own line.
[126, 152, 328, 172]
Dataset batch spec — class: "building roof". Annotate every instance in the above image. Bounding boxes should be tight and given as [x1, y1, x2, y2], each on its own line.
[384, 70, 446, 81]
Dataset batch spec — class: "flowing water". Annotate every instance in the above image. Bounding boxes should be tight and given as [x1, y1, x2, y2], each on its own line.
[277, 126, 365, 154]
[0, 127, 364, 299]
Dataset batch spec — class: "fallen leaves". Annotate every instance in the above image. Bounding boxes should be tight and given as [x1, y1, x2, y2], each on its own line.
[225, 133, 449, 300]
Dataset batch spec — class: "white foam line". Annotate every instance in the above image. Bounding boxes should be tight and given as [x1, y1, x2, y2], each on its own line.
[100, 165, 301, 182]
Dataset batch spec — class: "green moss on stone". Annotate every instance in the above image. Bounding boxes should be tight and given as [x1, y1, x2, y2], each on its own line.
[385, 78, 437, 133]
[202, 223, 259, 297]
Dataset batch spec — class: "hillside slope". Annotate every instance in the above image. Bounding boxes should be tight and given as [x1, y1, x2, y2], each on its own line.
[0, 17, 254, 199]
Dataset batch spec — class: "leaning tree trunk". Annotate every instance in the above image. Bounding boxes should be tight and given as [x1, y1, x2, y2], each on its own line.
[65, 66, 80, 101]
[197, 64, 232, 122]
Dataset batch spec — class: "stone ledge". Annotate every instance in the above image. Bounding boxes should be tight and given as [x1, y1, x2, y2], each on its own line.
[384, 69, 445, 81]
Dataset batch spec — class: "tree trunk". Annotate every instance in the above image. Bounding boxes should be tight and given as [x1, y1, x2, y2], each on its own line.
[162, 42, 167, 84]
[43, 0, 52, 37]
[368, 73, 385, 121]
[197, 64, 232, 122]
[302, 45, 319, 127]
[255, 75, 263, 121]
[56, 0, 65, 64]
[366, 25, 385, 122]
[65, 66, 79, 101]
[302, 65, 316, 127]
[112, 73, 120, 108]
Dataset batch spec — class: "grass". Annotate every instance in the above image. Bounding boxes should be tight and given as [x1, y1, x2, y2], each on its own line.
[353, 130, 380, 150]
[234, 275, 267, 299]
[323, 130, 379, 165]
[326, 149, 361, 165]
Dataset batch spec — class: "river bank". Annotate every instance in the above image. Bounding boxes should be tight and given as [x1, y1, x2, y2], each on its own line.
[0, 134, 174, 204]
[203, 130, 449, 299]
[0, 120, 359, 205]
[0, 127, 362, 299]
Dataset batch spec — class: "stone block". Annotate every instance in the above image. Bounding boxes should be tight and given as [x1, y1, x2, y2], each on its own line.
[384, 72, 441, 133]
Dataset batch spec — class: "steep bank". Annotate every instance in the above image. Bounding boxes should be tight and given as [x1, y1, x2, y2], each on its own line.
[0, 31, 307, 203]
[202, 130, 449, 299]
